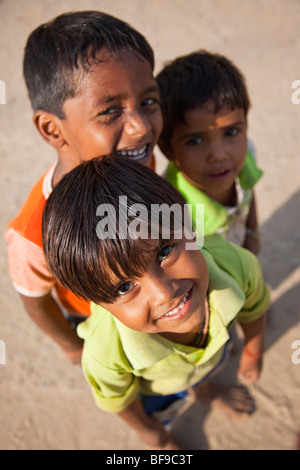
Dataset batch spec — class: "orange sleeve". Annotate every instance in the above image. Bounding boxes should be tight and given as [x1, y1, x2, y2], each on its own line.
[6, 168, 91, 316]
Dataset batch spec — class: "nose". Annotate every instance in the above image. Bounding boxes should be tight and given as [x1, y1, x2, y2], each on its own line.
[143, 266, 176, 309]
[124, 111, 151, 138]
[207, 139, 227, 163]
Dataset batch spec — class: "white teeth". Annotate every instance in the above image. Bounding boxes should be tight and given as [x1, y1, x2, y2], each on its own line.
[164, 292, 188, 317]
[118, 145, 147, 159]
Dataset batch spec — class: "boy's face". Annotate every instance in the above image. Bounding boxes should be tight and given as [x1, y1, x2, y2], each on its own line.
[100, 238, 209, 340]
[164, 101, 248, 204]
[55, 49, 163, 168]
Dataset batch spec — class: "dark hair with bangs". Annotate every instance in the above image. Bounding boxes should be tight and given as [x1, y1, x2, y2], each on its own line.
[156, 50, 251, 147]
[24, 10, 154, 118]
[42, 157, 187, 305]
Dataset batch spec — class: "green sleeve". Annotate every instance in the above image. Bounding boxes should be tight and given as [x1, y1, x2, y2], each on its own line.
[78, 307, 140, 414]
[235, 249, 270, 323]
[238, 149, 263, 190]
[81, 350, 140, 414]
[204, 235, 270, 323]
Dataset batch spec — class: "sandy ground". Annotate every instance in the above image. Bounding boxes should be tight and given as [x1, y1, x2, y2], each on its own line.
[0, 0, 299, 451]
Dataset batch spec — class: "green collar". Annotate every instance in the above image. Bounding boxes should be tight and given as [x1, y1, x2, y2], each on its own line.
[165, 149, 263, 236]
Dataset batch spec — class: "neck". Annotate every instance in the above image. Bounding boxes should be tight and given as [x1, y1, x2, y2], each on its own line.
[52, 157, 79, 187]
[206, 184, 237, 206]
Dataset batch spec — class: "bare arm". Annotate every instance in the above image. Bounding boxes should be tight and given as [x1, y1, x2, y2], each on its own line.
[238, 312, 267, 382]
[243, 192, 261, 255]
[118, 396, 181, 449]
[20, 293, 83, 364]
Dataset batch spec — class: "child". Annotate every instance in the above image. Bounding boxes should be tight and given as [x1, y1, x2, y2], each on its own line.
[42, 157, 270, 450]
[156, 50, 262, 255]
[5, 11, 163, 364]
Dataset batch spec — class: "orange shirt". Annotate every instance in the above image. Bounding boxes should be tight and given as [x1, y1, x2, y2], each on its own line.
[6, 164, 91, 316]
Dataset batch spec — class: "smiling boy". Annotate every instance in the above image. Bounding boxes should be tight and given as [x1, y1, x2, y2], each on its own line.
[49, 47, 161, 185]
[156, 51, 263, 254]
[42, 157, 270, 449]
[5, 11, 162, 363]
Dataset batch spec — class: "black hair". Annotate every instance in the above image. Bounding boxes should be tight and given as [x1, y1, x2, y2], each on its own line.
[42, 157, 187, 305]
[156, 50, 250, 146]
[24, 10, 154, 117]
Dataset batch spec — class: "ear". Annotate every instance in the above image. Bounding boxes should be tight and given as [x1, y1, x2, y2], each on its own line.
[157, 138, 174, 161]
[33, 111, 65, 149]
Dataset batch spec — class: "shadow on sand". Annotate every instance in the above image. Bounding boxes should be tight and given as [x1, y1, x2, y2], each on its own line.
[168, 190, 300, 449]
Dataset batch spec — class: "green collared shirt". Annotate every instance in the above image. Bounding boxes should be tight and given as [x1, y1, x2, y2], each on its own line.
[165, 150, 263, 240]
[77, 241, 270, 414]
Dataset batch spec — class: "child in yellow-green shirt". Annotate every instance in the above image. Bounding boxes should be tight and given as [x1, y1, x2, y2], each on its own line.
[42, 157, 270, 449]
[156, 50, 263, 254]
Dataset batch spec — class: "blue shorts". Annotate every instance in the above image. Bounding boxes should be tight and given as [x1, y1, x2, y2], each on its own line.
[141, 341, 229, 422]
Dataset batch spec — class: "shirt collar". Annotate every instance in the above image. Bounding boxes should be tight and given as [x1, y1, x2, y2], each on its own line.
[42, 162, 57, 199]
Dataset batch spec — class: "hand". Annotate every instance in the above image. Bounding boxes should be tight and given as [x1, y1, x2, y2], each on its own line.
[238, 348, 263, 383]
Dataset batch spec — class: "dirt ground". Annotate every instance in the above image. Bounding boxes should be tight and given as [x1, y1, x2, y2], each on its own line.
[0, 0, 299, 451]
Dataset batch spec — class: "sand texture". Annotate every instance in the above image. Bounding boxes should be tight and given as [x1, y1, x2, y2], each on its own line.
[0, 0, 299, 450]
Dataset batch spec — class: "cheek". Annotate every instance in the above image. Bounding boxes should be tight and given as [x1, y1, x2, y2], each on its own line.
[104, 301, 149, 332]
[82, 130, 118, 158]
[234, 135, 248, 162]
[151, 109, 163, 133]
[176, 150, 204, 173]
[234, 143, 248, 172]
[181, 251, 208, 285]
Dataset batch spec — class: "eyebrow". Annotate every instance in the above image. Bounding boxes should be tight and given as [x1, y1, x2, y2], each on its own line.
[94, 84, 160, 108]
[179, 120, 246, 142]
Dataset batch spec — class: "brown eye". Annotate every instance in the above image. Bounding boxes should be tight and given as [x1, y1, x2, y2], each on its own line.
[225, 128, 239, 137]
[157, 245, 172, 263]
[186, 136, 203, 146]
[117, 281, 134, 296]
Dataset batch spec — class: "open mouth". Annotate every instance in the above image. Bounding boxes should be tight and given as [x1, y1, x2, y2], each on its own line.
[162, 287, 193, 319]
[208, 169, 232, 180]
[117, 144, 148, 161]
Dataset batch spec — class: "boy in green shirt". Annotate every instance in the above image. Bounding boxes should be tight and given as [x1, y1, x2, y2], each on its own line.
[42, 157, 270, 450]
[156, 50, 262, 255]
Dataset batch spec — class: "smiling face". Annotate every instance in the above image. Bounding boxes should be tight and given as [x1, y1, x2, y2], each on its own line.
[53, 49, 163, 172]
[100, 238, 209, 344]
[42, 155, 209, 345]
[166, 101, 248, 205]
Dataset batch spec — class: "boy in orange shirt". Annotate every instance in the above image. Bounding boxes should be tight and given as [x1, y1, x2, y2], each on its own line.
[5, 11, 162, 364]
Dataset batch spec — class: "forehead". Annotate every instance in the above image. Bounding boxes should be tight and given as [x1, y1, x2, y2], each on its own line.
[170, 103, 246, 142]
[183, 101, 246, 129]
[72, 48, 156, 103]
